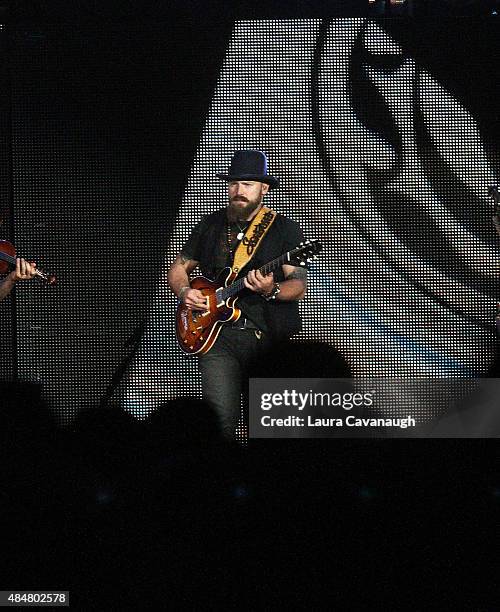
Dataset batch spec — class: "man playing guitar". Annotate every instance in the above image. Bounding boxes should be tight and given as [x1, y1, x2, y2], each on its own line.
[167, 150, 308, 439]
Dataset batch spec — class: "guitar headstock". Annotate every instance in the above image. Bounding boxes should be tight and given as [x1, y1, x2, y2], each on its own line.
[288, 239, 322, 267]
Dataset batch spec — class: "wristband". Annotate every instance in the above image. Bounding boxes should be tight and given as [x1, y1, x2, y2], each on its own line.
[262, 282, 281, 301]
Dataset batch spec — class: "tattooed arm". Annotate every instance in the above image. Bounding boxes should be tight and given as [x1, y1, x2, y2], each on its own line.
[279, 264, 307, 301]
[167, 253, 208, 311]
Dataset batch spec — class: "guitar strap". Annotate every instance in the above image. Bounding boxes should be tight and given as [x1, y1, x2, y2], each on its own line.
[231, 206, 277, 274]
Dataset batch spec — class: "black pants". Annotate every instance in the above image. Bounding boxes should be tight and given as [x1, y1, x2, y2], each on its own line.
[198, 325, 271, 439]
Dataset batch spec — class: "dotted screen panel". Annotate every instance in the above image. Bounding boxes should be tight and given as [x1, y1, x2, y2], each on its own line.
[0, 25, 14, 381]
[7, 19, 499, 434]
[124, 19, 499, 434]
[10, 25, 181, 424]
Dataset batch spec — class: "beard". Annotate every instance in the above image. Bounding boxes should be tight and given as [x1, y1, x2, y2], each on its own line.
[227, 195, 262, 222]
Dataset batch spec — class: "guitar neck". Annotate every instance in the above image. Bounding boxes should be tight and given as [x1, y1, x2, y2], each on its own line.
[221, 252, 290, 300]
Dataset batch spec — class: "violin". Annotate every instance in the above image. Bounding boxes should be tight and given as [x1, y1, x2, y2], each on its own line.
[0, 240, 56, 286]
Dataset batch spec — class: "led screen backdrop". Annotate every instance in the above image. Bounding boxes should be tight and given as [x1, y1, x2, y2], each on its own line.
[5, 22, 229, 424]
[124, 18, 499, 428]
[0, 26, 13, 382]
[2, 18, 498, 431]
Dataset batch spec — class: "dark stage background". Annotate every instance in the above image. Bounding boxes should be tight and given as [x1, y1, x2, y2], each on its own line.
[1, 21, 233, 422]
[0, 15, 498, 430]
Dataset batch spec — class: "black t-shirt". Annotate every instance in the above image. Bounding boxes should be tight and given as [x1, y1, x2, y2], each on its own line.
[181, 207, 305, 337]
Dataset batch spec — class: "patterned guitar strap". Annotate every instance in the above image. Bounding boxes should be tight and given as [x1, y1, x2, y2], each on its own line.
[231, 206, 277, 339]
[231, 206, 277, 276]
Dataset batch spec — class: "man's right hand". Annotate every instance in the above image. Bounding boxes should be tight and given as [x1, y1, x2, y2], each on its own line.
[182, 287, 209, 311]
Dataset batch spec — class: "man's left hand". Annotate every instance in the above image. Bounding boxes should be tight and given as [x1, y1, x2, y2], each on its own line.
[8, 258, 37, 282]
[244, 269, 274, 295]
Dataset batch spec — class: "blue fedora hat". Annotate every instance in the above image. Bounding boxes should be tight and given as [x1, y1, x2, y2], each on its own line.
[216, 150, 279, 189]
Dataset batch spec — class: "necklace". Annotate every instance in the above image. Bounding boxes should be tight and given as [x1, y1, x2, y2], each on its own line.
[227, 219, 248, 257]
[235, 220, 247, 241]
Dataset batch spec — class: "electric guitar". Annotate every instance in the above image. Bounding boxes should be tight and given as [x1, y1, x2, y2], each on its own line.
[175, 239, 322, 355]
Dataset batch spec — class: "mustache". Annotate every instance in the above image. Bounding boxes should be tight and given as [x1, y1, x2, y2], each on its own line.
[231, 196, 249, 203]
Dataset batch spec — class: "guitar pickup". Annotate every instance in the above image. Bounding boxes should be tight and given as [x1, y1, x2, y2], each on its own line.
[215, 288, 224, 308]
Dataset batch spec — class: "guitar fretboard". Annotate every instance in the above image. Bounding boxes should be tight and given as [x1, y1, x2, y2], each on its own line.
[220, 252, 290, 301]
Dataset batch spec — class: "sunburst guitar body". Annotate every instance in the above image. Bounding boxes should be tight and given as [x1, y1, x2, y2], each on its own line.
[175, 239, 322, 355]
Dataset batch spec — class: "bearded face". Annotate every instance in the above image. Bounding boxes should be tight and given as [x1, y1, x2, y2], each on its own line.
[227, 180, 268, 221]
